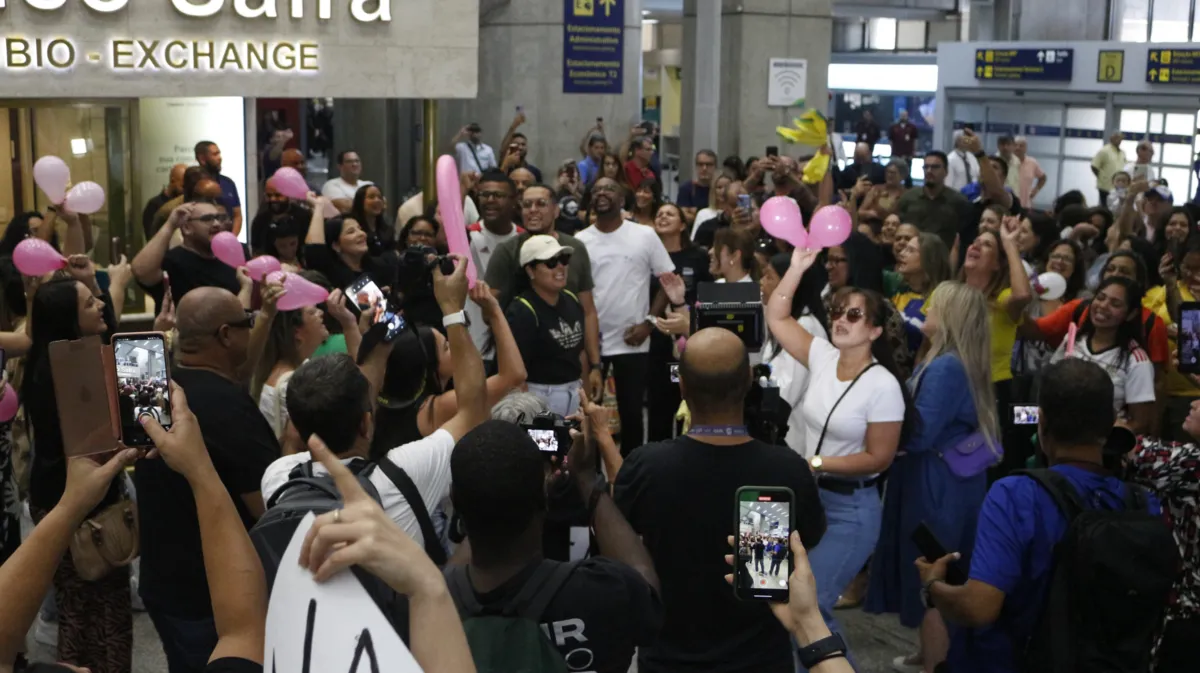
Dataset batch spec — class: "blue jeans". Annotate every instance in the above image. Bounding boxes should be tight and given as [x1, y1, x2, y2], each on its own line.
[798, 485, 883, 671]
[146, 609, 218, 673]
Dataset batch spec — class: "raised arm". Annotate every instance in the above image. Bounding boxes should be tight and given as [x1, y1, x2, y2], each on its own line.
[60, 210, 88, 257]
[498, 111, 526, 160]
[430, 256, 489, 442]
[305, 193, 328, 245]
[237, 279, 283, 384]
[767, 247, 821, 367]
[999, 216, 1033, 322]
[133, 204, 190, 286]
[579, 121, 602, 157]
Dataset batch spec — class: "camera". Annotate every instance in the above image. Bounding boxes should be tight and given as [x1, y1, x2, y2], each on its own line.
[745, 363, 792, 445]
[520, 411, 580, 461]
[395, 245, 456, 304]
[693, 281, 765, 353]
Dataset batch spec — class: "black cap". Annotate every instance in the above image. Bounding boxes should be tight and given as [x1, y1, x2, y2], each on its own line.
[466, 122, 482, 133]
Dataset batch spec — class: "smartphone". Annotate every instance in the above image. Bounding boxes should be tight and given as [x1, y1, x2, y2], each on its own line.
[734, 486, 795, 601]
[346, 275, 384, 313]
[372, 299, 407, 344]
[669, 363, 680, 383]
[912, 522, 968, 585]
[527, 428, 561, 456]
[1012, 405, 1039, 425]
[113, 332, 172, 448]
[110, 236, 122, 264]
[516, 105, 524, 114]
[736, 194, 752, 211]
[766, 146, 779, 158]
[50, 336, 119, 459]
[1178, 302, 1200, 374]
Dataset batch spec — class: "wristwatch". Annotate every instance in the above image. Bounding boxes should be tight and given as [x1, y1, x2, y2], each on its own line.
[797, 633, 847, 669]
[922, 578, 943, 609]
[590, 361, 602, 371]
[809, 456, 823, 472]
[442, 310, 468, 328]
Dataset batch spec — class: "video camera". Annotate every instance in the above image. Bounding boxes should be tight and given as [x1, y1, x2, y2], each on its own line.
[394, 244, 457, 307]
[745, 363, 792, 445]
[692, 281, 765, 353]
[519, 410, 580, 462]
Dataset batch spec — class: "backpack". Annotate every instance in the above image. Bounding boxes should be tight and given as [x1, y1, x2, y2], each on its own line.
[514, 289, 580, 327]
[1071, 300, 1157, 342]
[444, 560, 580, 673]
[1015, 469, 1179, 673]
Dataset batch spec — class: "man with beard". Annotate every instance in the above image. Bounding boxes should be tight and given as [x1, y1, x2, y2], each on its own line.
[485, 183, 602, 395]
[464, 170, 524, 353]
[249, 177, 313, 256]
[195, 141, 243, 237]
[143, 163, 187, 240]
[576, 177, 675, 451]
[132, 201, 242, 308]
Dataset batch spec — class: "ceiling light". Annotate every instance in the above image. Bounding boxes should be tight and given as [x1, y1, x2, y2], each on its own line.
[641, 9, 650, 15]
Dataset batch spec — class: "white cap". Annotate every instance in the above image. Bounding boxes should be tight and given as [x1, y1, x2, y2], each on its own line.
[519, 235, 574, 267]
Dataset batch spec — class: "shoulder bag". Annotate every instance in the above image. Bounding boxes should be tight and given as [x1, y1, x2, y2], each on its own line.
[70, 490, 139, 582]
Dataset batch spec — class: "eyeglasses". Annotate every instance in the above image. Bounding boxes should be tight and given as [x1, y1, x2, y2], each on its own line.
[539, 255, 571, 269]
[696, 161, 717, 169]
[522, 198, 552, 209]
[190, 213, 231, 224]
[215, 311, 256, 335]
[478, 190, 510, 201]
[829, 307, 866, 323]
[1047, 253, 1075, 264]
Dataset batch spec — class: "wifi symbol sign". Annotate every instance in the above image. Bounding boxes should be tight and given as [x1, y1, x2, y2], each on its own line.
[768, 58, 808, 108]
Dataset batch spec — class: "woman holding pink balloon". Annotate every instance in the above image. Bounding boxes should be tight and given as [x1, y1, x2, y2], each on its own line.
[303, 194, 397, 292]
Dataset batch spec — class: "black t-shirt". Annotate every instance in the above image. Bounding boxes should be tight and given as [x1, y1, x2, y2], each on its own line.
[135, 367, 280, 617]
[304, 244, 397, 294]
[471, 558, 662, 673]
[249, 204, 311, 255]
[145, 246, 241, 309]
[613, 436, 826, 673]
[205, 658, 261, 673]
[506, 290, 585, 385]
[693, 214, 727, 249]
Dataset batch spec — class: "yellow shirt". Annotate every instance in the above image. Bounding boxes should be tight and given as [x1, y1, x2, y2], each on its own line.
[1144, 283, 1199, 397]
[990, 288, 1020, 383]
[1091, 144, 1127, 192]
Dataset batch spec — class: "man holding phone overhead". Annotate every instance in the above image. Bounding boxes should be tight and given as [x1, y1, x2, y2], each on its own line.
[615, 328, 825, 673]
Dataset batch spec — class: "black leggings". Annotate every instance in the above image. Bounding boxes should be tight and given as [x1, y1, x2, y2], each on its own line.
[604, 353, 648, 456]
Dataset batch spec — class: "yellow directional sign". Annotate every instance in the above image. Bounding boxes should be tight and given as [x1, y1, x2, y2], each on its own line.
[599, 0, 616, 16]
[1146, 49, 1200, 84]
[1097, 50, 1123, 83]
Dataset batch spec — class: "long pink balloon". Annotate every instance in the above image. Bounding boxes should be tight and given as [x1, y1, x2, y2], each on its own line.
[246, 255, 281, 281]
[436, 155, 476, 287]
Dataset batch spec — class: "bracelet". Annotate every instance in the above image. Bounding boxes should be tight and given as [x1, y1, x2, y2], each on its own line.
[922, 578, 943, 609]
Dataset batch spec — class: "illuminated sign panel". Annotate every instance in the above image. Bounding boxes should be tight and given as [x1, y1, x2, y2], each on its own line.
[0, 0, 479, 98]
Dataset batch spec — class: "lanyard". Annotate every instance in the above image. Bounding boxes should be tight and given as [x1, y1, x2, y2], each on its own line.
[690, 425, 749, 437]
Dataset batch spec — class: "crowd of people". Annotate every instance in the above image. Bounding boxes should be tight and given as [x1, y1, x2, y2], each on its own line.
[0, 110, 1195, 673]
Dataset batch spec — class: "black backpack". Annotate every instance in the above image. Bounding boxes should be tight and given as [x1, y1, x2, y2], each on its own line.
[1015, 469, 1178, 673]
[250, 458, 448, 635]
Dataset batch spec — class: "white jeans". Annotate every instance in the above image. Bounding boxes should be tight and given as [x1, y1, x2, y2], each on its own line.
[527, 381, 581, 418]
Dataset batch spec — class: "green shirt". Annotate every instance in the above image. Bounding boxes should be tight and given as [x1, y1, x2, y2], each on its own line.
[484, 231, 595, 309]
[310, 333, 347, 359]
[896, 186, 971, 250]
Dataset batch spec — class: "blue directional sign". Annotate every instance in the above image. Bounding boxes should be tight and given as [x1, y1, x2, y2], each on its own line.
[1146, 49, 1200, 84]
[975, 48, 1074, 82]
[563, 0, 624, 94]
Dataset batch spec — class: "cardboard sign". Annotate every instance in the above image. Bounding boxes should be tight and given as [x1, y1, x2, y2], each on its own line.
[264, 513, 423, 673]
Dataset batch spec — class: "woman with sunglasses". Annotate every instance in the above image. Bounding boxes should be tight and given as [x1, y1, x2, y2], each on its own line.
[767, 247, 913, 658]
[505, 236, 585, 417]
[23, 274, 126, 673]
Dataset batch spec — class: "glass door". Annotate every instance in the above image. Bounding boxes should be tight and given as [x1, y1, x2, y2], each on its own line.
[1117, 107, 1198, 202]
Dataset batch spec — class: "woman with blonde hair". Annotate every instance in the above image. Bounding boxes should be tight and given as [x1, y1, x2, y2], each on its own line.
[892, 232, 953, 355]
[866, 281, 999, 673]
[692, 172, 734, 233]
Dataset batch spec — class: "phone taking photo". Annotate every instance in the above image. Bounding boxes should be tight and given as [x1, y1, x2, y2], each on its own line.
[346, 275, 384, 314]
[1012, 405, 1039, 425]
[113, 332, 172, 448]
[736, 194, 752, 211]
[765, 146, 779, 158]
[912, 522, 968, 585]
[734, 486, 794, 601]
[372, 299, 407, 344]
[1179, 302, 1200, 374]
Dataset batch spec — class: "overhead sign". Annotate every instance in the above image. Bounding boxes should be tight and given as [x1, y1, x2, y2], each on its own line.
[1146, 49, 1200, 84]
[974, 48, 1074, 82]
[1097, 50, 1124, 83]
[563, 0, 624, 94]
[0, 0, 479, 98]
[265, 513, 422, 673]
[767, 58, 808, 108]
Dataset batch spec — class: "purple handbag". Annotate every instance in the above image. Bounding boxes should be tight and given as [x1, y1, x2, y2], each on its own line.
[938, 431, 1002, 478]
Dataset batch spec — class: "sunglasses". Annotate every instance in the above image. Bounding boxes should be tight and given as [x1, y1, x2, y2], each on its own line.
[215, 311, 256, 336]
[829, 306, 866, 323]
[539, 255, 571, 269]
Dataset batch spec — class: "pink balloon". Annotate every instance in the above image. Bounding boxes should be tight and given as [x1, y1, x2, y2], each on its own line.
[759, 196, 808, 248]
[245, 255, 282, 281]
[436, 155, 477, 287]
[63, 181, 106, 215]
[33, 156, 70, 205]
[266, 272, 331, 311]
[273, 167, 310, 201]
[0, 383, 17, 423]
[12, 238, 66, 276]
[808, 206, 853, 249]
[211, 232, 246, 269]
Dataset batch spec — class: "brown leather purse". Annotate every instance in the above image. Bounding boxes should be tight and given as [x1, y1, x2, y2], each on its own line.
[69, 495, 139, 582]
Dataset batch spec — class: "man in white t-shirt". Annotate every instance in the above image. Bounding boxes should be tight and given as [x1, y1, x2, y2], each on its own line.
[576, 177, 676, 452]
[465, 170, 524, 354]
[260, 267, 488, 548]
[320, 150, 373, 213]
[1123, 140, 1158, 184]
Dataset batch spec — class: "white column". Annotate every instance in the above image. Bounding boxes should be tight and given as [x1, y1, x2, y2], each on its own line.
[688, 0, 721, 168]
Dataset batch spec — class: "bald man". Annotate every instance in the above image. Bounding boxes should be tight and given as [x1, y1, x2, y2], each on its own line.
[136, 285, 281, 668]
[613, 327, 825, 673]
[143, 163, 188, 239]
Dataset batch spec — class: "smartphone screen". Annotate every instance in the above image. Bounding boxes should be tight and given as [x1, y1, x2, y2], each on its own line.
[372, 300, 407, 343]
[528, 428, 558, 454]
[1179, 302, 1200, 374]
[113, 333, 171, 447]
[912, 522, 968, 585]
[766, 146, 779, 157]
[735, 486, 794, 601]
[346, 275, 384, 313]
[669, 363, 680, 383]
[736, 194, 752, 211]
[1012, 404, 1039, 425]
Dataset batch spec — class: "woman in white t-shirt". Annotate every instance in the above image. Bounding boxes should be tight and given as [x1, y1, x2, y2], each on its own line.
[1049, 275, 1156, 434]
[767, 246, 911, 647]
[759, 251, 829, 454]
[691, 173, 733, 236]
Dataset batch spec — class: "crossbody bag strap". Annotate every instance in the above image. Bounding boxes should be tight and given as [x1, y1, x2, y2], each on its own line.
[375, 459, 447, 566]
[813, 363, 878, 457]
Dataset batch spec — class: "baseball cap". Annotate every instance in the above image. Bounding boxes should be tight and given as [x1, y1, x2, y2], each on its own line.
[519, 235, 574, 267]
[1144, 185, 1173, 202]
[466, 122, 482, 133]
